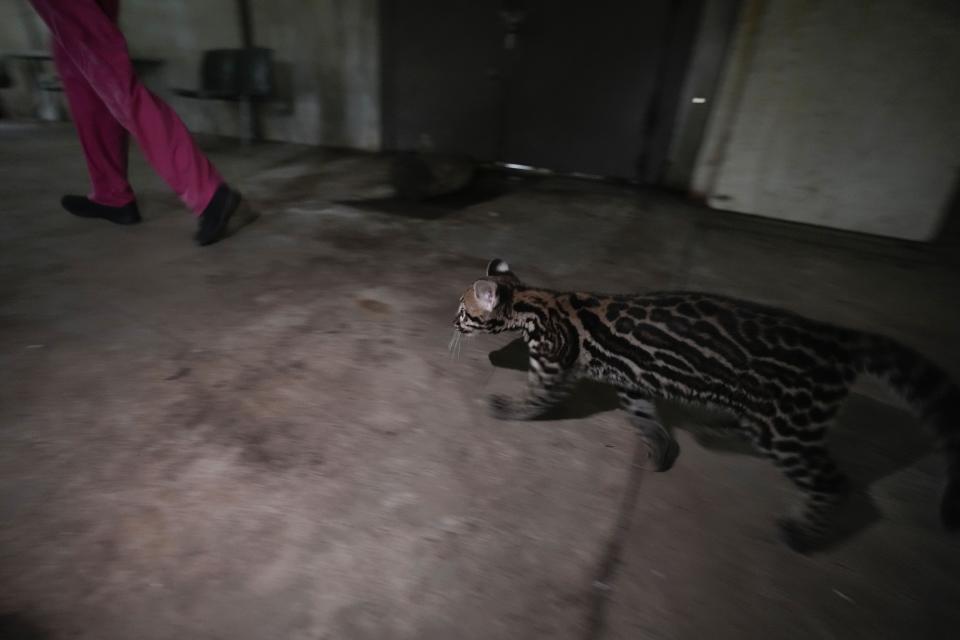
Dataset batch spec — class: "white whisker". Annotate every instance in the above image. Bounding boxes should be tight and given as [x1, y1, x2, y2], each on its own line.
[448, 330, 458, 354]
[449, 330, 465, 360]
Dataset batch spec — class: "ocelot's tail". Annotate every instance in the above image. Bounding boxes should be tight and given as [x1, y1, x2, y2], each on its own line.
[855, 333, 960, 530]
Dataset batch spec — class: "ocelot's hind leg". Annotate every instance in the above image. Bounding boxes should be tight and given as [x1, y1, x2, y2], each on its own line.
[749, 412, 851, 553]
[617, 389, 679, 472]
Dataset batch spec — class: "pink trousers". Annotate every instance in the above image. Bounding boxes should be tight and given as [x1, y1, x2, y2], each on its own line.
[30, 0, 222, 214]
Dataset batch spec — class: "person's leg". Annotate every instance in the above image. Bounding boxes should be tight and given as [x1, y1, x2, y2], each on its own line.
[31, 0, 246, 242]
[53, 39, 134, 209]
[53, 37, 143, 225]
[48, 0, 139, 223]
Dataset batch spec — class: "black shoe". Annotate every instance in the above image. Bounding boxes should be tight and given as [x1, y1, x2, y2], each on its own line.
[194, 184, 250, 246]
[61, 195, 141, 225]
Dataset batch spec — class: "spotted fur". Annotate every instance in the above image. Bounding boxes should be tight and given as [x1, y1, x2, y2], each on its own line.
[454, 259, 960, 552]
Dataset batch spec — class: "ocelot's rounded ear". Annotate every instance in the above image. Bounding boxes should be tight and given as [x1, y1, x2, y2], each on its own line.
[473, 280, 501, 312]
[486, 258, 519, 283]
[487, 258, 512, 276]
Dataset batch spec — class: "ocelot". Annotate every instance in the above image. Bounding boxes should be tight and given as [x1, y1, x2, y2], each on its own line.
[452, 259, 960, 552]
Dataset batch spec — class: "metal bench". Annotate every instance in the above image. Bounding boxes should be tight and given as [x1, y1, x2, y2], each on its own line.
[174, 47, 275, 144]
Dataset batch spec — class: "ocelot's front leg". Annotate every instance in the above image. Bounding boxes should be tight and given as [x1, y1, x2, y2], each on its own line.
[488, 356, 573, 421]
[617, 389, 679, 472]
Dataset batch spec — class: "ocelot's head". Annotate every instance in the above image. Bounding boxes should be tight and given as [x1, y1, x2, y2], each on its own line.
[453, 259, 522, 335]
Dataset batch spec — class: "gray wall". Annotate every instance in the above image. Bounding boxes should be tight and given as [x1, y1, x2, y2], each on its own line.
[248, 0, 380, 149]
[0, 2, 47, 117]
[123, 0, 381, 149]
[1, 0, 381, 150]
[692, 0, 960, 241]
[661, 0, 742, 190]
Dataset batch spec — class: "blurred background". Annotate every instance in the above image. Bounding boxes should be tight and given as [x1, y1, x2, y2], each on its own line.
[1, 1, 959, 639]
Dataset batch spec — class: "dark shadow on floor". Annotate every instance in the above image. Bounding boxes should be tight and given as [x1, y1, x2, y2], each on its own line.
[812, 394, 935, 551]
[0, 613, 50, 640]
[336, 170, 538, 220]
[487, 338, 935, 551]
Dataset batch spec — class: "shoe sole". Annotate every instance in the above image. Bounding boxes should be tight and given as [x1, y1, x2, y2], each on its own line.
[67, 210, 141, 225]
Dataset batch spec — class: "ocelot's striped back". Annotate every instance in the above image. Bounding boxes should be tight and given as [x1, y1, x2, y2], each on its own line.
[453, 259, 960, 552]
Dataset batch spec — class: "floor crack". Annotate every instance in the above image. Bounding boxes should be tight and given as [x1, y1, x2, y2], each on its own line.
[581, 433, 648, 640]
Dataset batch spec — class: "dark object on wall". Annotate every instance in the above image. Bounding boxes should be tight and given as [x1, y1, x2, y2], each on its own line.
[0, 58, 11, 89]
[0, 57, 9, 117]
[381, 0, 711, 184]
[391, 152, 477, 201]
[175, 48, 275, 143]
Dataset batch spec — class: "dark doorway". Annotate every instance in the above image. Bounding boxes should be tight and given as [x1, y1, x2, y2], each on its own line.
[381, 0, 705, 182]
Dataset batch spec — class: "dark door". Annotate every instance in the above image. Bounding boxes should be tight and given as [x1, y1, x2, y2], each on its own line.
[381, 0, 701, 182]
[381, 0, 503, 159]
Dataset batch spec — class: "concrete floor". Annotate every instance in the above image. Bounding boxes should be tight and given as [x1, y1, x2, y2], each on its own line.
[1, 122, 959, 640]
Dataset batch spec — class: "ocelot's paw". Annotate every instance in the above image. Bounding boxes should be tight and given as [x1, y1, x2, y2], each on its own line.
[776, 517, 817, 554]
[488, 394, 519, 420]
